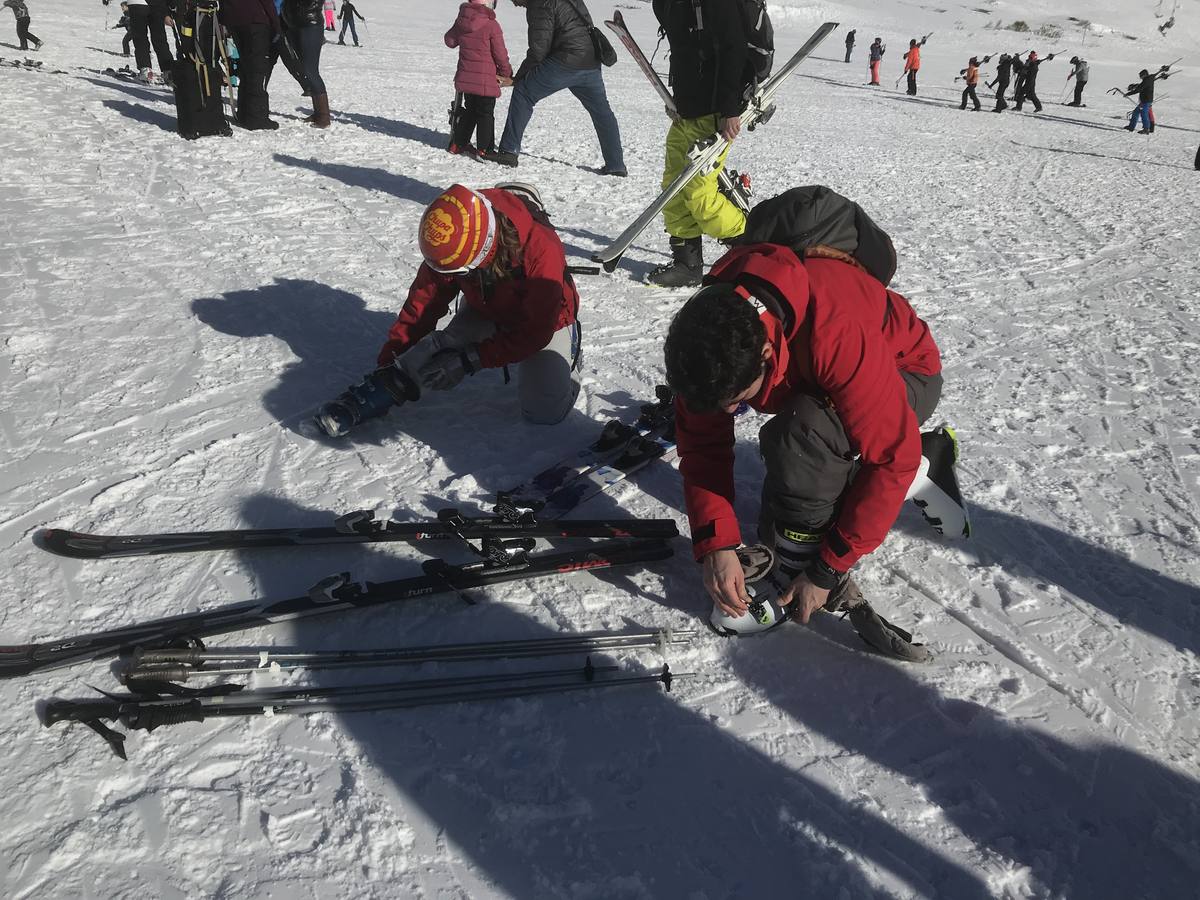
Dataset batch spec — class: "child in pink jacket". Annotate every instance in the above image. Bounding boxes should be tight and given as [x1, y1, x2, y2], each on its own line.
[445, 0, 513, 156]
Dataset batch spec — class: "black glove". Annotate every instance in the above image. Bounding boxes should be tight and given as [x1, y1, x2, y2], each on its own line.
[417, 346, 482, 391]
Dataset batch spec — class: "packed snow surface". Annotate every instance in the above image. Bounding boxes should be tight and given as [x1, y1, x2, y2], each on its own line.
[2, 0, 1199, 897]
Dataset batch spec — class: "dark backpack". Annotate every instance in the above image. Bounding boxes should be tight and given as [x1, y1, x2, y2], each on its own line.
[734, 185, 897, 287]
[687, 0, 774, 91]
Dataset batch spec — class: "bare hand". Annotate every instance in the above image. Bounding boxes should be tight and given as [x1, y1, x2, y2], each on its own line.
[498, 75, 514, 88]
[718, 115, 742, 142]
[702, 548, 751, 617]
[778, 572, 831, 625]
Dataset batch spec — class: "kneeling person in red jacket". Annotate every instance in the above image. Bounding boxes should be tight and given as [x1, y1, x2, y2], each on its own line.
[316, 183, 581, 437]
[665, 239, 966, 659]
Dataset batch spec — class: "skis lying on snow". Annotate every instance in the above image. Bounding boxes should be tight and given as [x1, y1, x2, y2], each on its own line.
[36, 389, 684, 559]
[45, 658, 687, 760]
[36, 505, 678, 559]
[604, 11, 750, 214]
[593, 21, 839, 271]
[119, 628, 697, 684]
[0, 538, 674, 679]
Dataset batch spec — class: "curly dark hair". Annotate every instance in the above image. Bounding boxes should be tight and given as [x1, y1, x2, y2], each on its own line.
[664, 285, 766, 413]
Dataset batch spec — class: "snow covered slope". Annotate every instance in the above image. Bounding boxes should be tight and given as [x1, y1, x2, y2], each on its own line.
[1, 0, 1198, 897]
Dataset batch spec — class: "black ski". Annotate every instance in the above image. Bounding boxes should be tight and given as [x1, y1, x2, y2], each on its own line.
[0, 538, 673, 679]
[36, 507, 677, 560]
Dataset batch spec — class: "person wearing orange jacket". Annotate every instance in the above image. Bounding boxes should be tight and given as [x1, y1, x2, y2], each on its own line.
[315, 183, 582, 437]
[959, 56, 981, 110]
[901, 36, 926, 95]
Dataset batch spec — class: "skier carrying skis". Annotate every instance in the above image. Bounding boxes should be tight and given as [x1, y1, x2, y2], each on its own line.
[315, 183, 582, 437]
[867, 36, 884, 85]
[987, 53, 1012, 111]
[3, 0, 41, 51]
[844, 28, 855, 64]
[1124, 68, 1166, 134]
[1009, 51, 1028, 107]
[445, 0, 513, 157]
[645, 0, 752, 287]
[959, 56, 981, 110]
[662, 187, 965, 660]
[219, 0, 282, 130]
[1066, 56, 1089, 106]
[901, 36, 926, 95]
[488, 0, 625, 178]
[1013, 50, 1053, 112]
[337, 0, 364, 46]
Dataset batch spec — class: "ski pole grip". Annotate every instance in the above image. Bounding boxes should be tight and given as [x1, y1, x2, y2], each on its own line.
[127, 701, 206, 731]
[123, 665, 194, 685]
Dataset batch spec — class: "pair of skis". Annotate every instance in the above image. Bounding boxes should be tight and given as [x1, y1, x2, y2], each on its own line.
[8, 390, 687, 680]
[593, 18, 839, 271]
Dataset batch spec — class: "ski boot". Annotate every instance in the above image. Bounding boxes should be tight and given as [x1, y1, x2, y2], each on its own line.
[906, 425, 971, 538]
[708, 545, 792, 636]
[314, 366, 419, 438]
[647, 236, 703, 288]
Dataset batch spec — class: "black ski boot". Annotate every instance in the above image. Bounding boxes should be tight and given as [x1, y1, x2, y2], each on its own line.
[315, 366, 420, 437]
[647, 236, 703, 288]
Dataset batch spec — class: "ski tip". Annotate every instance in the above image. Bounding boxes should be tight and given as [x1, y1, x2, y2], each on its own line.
[33, 528, 104, 559]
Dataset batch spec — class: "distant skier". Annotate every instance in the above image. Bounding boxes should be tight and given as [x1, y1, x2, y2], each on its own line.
[444, 0, 513, 156]
[3, 0, 41, 51]
[322, 0, 334, 31]
[662, 186, 965, 659]
[901, 36, 926, 96]
[1124, 68, 1167, 134]
[988, 52, 1012, 112]
[1013, 50, 1053, 112]
[113, 2, 133, 56]
[337, 0, 363, 46]
[867, 36, 884, 85]
[1009, 51, 1027, 106]
[959, 56, 981, 110]
[644, 0, 751, 287]
[315, 184, 582, 437]
[844, 29, 855, 64]
[1065, 56, 1089, 106]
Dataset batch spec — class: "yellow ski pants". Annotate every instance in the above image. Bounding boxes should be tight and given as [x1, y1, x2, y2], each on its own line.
[661, 115, 747, 241]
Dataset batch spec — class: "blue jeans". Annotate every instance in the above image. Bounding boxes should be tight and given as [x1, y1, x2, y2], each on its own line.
[339, 18, 358, 44]
[292, 24, 325, 95]
[1129, 102, 1152, 130]
[499, 58, 624, 170]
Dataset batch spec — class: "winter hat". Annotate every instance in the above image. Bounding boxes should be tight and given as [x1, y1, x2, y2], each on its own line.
[1029, 50, 1038, 60]
[1070, 56, 1079, 64]
[1139, 69, 1149, 77]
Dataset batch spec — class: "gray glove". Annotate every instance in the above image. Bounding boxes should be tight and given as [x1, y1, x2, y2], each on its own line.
[417, 345, 482, 392]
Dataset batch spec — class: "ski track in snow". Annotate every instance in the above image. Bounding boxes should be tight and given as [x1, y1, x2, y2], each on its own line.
[2, 0, 1200, 897]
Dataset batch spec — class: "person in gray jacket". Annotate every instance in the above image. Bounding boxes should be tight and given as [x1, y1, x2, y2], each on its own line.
[1066, 56, 1089, 106]
[3, 0, 42, 51]
[488, 0, 625, 176]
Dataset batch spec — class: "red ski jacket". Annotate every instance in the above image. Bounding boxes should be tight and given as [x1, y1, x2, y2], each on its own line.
[378, 189, 579, 370]
[676, 244, 941, 572]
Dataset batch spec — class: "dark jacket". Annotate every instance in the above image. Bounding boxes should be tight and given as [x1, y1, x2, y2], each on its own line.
[845, 30, 855, 46]
[339, 1, 363, 21]
[652, 0, 749, 119]
[991, 55, 1012, 85]
[514, 0, 597, 81]
[1023, 56, 1050, 90]
[868, 41, 884, 63]
[1133, 73, 1157, 103]
[282, 0, 323, 27]
[676, 245, 940, 569]
[220, 0, 280, 30]
[3, 0, 29, 19]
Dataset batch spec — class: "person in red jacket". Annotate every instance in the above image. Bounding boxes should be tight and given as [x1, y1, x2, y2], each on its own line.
[663, 232, 966, 658]
[315, 183, 582, 437]
[445, 0, 513, 156]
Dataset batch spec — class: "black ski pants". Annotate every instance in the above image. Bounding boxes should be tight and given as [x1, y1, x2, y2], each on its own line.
[960, 84, 980, 110]
[122, 27, 133, 56]
[230, 24, 273, 126]
[15, 16, 38, 50]
[127, 4, 174, 73]
[1016, 88, 1042, 112]
[1070, 79, 1086, 106]
[453, 93, 498, 152]
[844, 44, 853, 63]
[756, 371, 943, 540]
[992, 79, 1009, 111]
[906, 69, 918, 95]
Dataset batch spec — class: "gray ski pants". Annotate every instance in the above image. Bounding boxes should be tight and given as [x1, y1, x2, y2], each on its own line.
[398, 306, 581, 425]
[757, 371, 943, 537]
